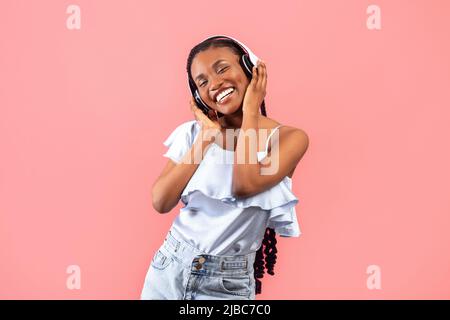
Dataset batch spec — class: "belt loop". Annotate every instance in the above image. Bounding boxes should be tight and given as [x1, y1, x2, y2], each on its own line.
[220, 259, 248, 271]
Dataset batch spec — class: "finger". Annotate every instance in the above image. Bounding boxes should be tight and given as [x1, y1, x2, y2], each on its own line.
[256, 60, 264, 88]
[261, 61, 267, 91]
[190, 98, 198, 115]
[190, 96, 196, 108]
[196, 107, 213, 123]
[251, 64, 258, 85]
[190, 99, 202, 122]
[190, 97, 201, 113]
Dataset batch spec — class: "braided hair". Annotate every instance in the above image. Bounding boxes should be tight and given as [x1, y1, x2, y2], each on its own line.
[186, 37, 277, 296]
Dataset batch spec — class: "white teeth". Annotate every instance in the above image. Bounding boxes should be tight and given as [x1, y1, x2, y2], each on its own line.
[216, 88, 234, 103]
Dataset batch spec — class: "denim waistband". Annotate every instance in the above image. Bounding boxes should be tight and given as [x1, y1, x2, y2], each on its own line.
[162, 228, 256, 277]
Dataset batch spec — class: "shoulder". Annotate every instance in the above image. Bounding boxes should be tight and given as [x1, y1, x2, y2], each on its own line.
[266, 124, 309, 159]
[277, 127, 309, 157]
[284, 127, 309, 146]
[172, 119, 202, 136]
[262, 116, 309, 147]
[172, 119, 200, 133]
[277, 126, 309, 177]
[163, 119, 201, 146]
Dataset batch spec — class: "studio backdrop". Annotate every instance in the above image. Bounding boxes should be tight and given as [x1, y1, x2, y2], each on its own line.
[1, 0, 450, 299]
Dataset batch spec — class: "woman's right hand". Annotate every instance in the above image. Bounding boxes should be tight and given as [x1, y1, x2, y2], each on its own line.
[190, 97, 222, 142]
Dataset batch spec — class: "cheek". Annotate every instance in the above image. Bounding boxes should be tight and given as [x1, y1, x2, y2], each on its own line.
[237, 78, 250, 97]
[234, 73, 249, 93]
[200, 91, 218, 109]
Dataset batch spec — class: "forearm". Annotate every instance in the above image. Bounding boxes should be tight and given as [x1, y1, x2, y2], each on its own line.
[232, 112, 261, 197]
[152, 130, 215, 213]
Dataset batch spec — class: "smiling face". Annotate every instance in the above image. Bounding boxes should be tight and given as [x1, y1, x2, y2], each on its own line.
[190, 46, 250, 116]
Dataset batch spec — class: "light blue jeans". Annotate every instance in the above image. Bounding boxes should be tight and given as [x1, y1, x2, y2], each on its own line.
[140, 228, 257, 300]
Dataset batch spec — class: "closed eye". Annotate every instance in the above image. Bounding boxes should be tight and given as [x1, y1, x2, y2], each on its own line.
[199, 67, 228, 87]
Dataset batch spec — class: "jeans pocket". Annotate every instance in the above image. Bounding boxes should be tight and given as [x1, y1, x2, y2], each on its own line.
[218, 275, 251, 297]
[151, 248, 173, 270]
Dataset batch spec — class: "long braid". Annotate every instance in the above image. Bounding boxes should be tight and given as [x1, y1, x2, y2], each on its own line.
[253, 102, 277, 295]
[186, 37, 279, 296]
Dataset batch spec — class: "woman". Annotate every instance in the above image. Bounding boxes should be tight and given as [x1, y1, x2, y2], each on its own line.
[140, 35, 309, 300]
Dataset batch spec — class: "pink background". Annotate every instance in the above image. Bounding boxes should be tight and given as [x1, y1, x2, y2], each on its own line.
[1, 0, 450, 299]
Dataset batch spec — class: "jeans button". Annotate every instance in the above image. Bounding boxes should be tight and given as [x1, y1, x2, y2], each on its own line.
[198, 257, 206, 264]
[195, 263, 203, 270]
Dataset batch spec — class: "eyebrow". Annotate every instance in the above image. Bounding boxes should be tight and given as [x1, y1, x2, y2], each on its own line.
[194, 59, 227, 83]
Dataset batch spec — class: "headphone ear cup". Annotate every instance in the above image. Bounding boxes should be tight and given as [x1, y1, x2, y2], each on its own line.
[241, 54, 254, 78]
[190, 77, 213, 116]
[194, 91, 212, 116]
[196, 92, 225, 118]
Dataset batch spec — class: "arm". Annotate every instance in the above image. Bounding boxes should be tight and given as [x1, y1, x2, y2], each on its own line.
[152, 130, 215, 214]
[232, 59, 309, 197]
[232, 114, 309, 198]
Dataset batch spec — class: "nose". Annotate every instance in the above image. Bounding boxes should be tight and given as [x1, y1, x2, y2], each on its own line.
[209, 76, 224, 99]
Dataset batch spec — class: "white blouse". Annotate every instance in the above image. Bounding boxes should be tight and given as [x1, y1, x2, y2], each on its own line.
[161, 120, 302, 255]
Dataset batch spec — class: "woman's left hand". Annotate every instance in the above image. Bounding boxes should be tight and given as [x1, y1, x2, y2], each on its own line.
[242, 59, 267, 116]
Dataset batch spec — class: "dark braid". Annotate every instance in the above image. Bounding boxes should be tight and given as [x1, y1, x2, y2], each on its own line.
[254, 228, 277, 295]
[186, 37, 277, 296]
[252, 97, 275, 296]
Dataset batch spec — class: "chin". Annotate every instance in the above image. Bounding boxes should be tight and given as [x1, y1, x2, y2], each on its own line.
[216, 100, 243, 116]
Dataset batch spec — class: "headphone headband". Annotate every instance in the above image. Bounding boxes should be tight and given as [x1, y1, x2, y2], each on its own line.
[198, 35, 260, 66]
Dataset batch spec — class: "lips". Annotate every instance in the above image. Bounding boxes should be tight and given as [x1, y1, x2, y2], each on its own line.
[213, 87, 234, 103]
[216, 90, 235, 105]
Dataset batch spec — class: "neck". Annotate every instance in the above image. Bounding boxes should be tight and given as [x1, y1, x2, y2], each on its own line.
[218, 107, 261, 129]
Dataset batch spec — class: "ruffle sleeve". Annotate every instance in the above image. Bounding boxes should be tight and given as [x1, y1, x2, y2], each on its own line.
[265, 178, 302, 237]
[162, 120, 200, 164]
[167, 120, 302, 238]
[234, 179, 302, 238]
[181, 176, 302, 238]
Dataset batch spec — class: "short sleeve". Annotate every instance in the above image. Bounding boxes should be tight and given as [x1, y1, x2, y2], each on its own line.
[265, 177, 302, 237]
[162, 120, 200, 164]
[267, 202, 302, 237]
